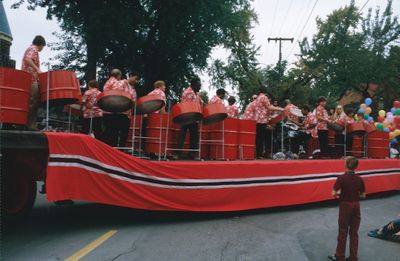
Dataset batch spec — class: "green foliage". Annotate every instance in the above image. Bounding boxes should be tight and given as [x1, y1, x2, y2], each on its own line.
[298, 0, 400, 108]
[12, 0, 257, 99]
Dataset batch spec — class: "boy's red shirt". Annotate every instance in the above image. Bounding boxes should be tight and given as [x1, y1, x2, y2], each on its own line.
[334, 171, 365, 201]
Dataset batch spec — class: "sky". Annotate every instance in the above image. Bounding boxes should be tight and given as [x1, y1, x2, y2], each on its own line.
[3, 0, 400, 90]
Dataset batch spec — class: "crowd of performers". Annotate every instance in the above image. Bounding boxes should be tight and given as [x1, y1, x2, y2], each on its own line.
[75, 77, 369, 161]
[20, 35, 376, 160]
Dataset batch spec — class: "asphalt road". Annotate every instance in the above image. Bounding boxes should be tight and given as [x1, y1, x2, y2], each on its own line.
[2, 183, 399, 261]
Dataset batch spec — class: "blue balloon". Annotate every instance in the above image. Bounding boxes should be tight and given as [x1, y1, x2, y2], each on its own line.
[368, 116, 373, 122]
[358, 108, 365, 114]
[384, 127, 390, 132]
[365, 98, 372, 106]
[390, 138, 398, 144]
[391, 107, 396, 114]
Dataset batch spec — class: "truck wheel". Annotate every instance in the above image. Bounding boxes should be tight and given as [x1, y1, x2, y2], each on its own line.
[2, 173, 37, 222]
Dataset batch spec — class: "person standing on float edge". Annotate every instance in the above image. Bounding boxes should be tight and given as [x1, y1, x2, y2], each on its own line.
[328, 156, 366, 261]
[21, 35, 46, 130]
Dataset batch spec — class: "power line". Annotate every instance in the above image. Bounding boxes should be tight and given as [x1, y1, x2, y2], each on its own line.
[285, 0, 319, 61]
[265, 0, 280, 64]
[283, 0, 313, 60]
[277, 0, 295, 37]
[359, 0, 370, 12]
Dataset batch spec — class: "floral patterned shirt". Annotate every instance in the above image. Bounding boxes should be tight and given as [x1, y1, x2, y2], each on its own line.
[332, 113, 347, 126]
[226, 105, 239, 119]
[303, 112, 318, 138]
[103, 76, 135, 116]
[242, 101, 257, 120]
[147, 88, 166, 114]
[316, 105, 328, 130]
[181, 86, 201, 104]
[21, 45, 40, 81]
[209, 95, 223, 105]
[82, 88, 103, 118]
[254, 93, 270, 124]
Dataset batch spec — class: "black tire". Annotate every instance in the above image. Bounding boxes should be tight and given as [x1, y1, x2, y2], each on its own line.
[1, 173, 37, 223]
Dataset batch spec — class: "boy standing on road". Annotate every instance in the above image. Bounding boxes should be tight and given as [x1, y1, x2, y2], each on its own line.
[329, 156, 366, 261]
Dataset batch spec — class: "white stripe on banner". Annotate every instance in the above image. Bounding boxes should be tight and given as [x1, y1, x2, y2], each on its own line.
[47, 154, 400, 190]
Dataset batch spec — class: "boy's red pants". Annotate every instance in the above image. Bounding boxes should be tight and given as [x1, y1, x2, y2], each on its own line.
[335, 201, 361, 261]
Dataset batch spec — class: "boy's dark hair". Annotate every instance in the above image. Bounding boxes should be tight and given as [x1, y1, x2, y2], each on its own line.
[228, 96, 236, 105]
[190, 76, 201, 86]
[88, 79, 99, 88]
[302, 105, 310, 112]
[32, 35, 46, 46]
[345, 156, 359, 170]
[216, 88, 226, 96]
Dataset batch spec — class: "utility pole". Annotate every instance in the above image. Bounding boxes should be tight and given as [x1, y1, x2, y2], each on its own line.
[267, 37, 293, 80]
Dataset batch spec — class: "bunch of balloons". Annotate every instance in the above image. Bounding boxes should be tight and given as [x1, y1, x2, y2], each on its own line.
[356, 98, 400, 145]
[372, 100, 400, 145]
[358, 97, 373, 122]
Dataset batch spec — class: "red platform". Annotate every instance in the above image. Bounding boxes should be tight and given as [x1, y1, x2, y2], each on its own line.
[45, 133, 400, 212]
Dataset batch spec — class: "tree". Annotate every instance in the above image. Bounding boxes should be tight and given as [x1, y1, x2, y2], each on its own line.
[298, 0, 400, 110]
[12, 0, 257, 99]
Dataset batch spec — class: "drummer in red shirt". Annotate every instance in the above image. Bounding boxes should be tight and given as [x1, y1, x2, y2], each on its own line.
[242, 95, 257, 120]
[254, 87, 284, 159]
[21, 35, 46, 130]
[284, 99, 304, 154]
[209, 89, 226, 104]
[175, 77, 202, 159]
[102, 69, 139, 147]
[82, 80, 103, 139]
[226, 96, 239, 119]
[315, 96, 330, 158]
[148, 80, 167, 114]
[302, 105, 318, 156]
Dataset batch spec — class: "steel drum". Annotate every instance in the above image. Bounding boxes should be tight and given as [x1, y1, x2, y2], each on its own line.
[269, 112, 285, 124]
[97, 90, 133, 113]
[289, 107, 303, 117]
[202, 103, 227, 125]
[0, 68, 31, 125]
[172, 101, 203, 125]
[136, 94, 165, 114]
[38, 70, 81, 105]
[363, 122, 377, 134]
[327, 122, 344, 132]
[347, 122, 365, 135]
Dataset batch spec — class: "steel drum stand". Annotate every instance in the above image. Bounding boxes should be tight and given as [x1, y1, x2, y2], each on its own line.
[163, 103, 205, 161]
[164, 104, 201, 160]
[45, 65, 51, 131]
[281, 119, 285, 153]
[344, 124, 347, 157]
[199, 120, 225, 160]
[128, 105, 150, 159]
[346, 132, 366, 158]
[67, 106, 72, 132]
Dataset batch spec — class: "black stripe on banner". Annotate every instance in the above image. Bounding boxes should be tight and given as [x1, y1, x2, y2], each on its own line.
[48, 157, 400, 188]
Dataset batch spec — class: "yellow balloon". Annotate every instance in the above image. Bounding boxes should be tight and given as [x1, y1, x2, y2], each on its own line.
[360, 103, 367, 109]
[390, 132, 396, 139]
[365, 107, 372, 114]
[378, 110, 386, 117]
[395, 129, 400, 136]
